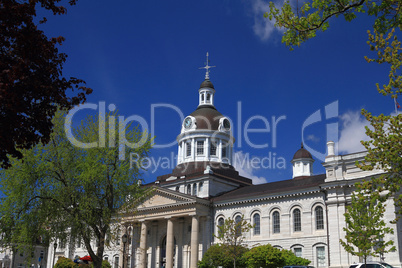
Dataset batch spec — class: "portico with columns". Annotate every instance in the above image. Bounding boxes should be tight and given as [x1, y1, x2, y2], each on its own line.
[120, 187, 212, 268]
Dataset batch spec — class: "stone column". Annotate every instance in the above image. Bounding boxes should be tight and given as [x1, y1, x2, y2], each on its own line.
[166, 217, 174, 268]
[178, 218, 184, 268]
[139, 221, 148, 268]
[190, 215, 199, 268]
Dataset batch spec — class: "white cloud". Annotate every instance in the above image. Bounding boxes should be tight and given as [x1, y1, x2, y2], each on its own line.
[233, 151, 267, 184]
[250, 0, 282, 41]
[306, 134, 320, 142]
[338, 111, 370, 154]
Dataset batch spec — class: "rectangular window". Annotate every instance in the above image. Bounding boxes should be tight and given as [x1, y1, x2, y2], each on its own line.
[210, 141, 217, 156]
[294, 247, 302, 258]
[317, 246, 326, 267]
[186, 142, 191, 157]
[222, 142, 227, 158]
[197, 140, 204, 155]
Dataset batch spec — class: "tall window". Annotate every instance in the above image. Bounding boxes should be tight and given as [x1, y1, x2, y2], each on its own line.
[114, 256, 119, 268]
[293, 208, 301, 232]
[186, 142, 191, 157]
[222, 142, 227, 158]
[217, 217, 224, 236]
[317, 246, 326, 267]
[235, 215, 242, 237]
[315, 206, 324, 230]
[197, 140, 204, 155]
[294, 247, 302, 257]
[206, 93, 211, 102]
[199, 182, 203, 195]
[192, 183, 197, 196]
[210, 140, 217, 156]
[253, 213, 260, 235]
[187, 184, 191, 195]
[175, 186, 180, 192]
[273, 211, 280, 233]
[201, 94, 204, 102]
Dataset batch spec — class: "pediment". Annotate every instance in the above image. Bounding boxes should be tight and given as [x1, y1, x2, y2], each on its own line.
[138, 188, 194, 209]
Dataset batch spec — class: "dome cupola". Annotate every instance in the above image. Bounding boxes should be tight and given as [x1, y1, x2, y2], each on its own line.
[176, 53, 234, 169]
[291, 143, 314, 178]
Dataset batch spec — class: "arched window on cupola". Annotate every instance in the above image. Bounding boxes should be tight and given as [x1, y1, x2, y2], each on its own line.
[192, 183, 197, 196]
[187, 184, 191, 195]
[206, 93, 211, 103]
[201, 94, 204, 102]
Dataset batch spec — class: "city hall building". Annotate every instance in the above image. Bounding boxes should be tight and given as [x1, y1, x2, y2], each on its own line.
[2, 69, 401, 268]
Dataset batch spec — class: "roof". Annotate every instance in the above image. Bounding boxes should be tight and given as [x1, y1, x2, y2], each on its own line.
[200, 79, 214, 89]
[292, 143, 313, 160]
[189, 106, 223, 130]
[212, 174, 326, 202]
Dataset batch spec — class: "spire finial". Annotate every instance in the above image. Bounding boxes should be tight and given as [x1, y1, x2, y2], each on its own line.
[301, 142, 304, 148]
[199, 52, 215, 80]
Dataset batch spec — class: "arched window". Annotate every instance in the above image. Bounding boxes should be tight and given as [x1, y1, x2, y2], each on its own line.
[293, 208, 301, 232]
[235, 215, 242, 237]
[206, 93, 211, 102]
[187, 184, 191, 195]
[192, 183, 197, 196]
[217, 217, 224, 236]
[199, 182, 203, 195]
[315, 206, 324, 230]
[253, 213, 260, 235]
[175, 186, 180, 192]
[201, 94, 204, 102]
[273, 211, 280, 233]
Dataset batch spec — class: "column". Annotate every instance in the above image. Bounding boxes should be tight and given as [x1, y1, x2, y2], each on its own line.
[178, 218, 184, 268]
[190, 215, 199, 268]
[191, 138, 195, 161]
[139, 221, 148, 268]
[205, 137, 210, 160]
[166, 218, 174, 268]
[151, 221, 158, 268]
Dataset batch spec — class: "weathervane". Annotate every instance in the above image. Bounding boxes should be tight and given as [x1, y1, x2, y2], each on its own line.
[199, 52, 215, 80]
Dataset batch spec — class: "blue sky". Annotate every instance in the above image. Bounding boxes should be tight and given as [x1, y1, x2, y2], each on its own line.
[38, 0, 398, 184]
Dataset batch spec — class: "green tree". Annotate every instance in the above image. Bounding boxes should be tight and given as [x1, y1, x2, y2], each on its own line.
[266, 0, 402, 221]
[281, 249, 311, 266]
[0, 0, 92, 168]
[198, 244, 249, 268]
[243, 244, 310, 268]
[0, 110, 152, 268]
[340, 187, 395, 264]
[215, 216, 253, 268]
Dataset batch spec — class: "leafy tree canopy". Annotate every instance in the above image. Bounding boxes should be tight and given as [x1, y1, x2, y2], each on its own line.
[0, 0, 92, 168]
[0, 110, 152, 268]
[244, 244, 311, 268]
[266, 0, 402, 48]
[340, 186, 395, 263]
[267, 0, 402, 220]
[215, 215, 254, 268]
[198, 244, 249, 268]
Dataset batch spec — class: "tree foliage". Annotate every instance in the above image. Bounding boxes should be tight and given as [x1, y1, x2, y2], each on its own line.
[243, 244, 310, 268]
[55, 257, 111, 268]
[266, 0, 402, 48]
[340, 187, 395, 263]
[198, 244, 249, 268]
[215, 216, 253, 268]
[266, 0, 402, 223]
[0, 0, 92, 168]
[0, 110, 152, 268]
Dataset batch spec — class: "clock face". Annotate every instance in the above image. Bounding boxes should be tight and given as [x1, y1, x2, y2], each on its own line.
[223, 118, 230, 130]
[184, 117, 192, 129]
